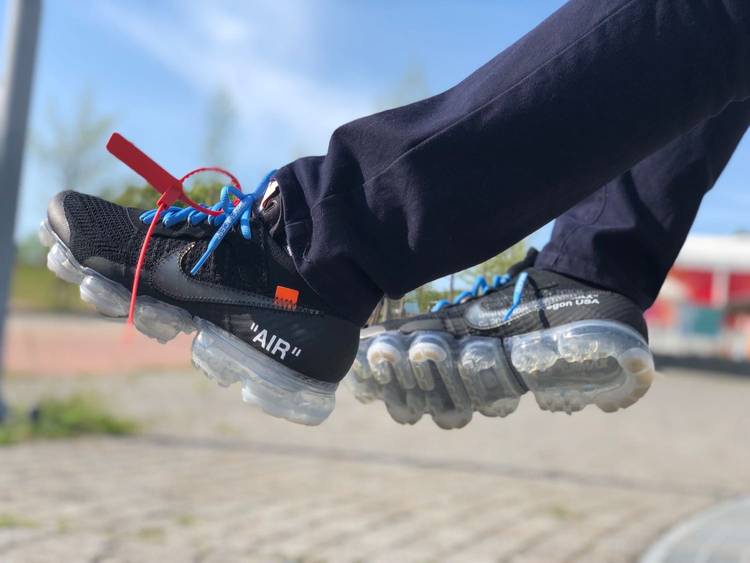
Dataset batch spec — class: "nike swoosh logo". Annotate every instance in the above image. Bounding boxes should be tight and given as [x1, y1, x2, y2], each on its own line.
[151, 245, 317, 312]
[464, 290, 601, 329]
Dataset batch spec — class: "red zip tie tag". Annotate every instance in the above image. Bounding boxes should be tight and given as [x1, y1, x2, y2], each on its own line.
[106, 133, 183, 207]
[106, 133, 222, 215]
[106, 132, 245, 333]
[106, 132, 225, 330]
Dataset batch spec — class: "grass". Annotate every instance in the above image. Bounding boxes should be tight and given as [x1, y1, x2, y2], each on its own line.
[0, 394, 139, 445]
[545, 504, 583, 521]
[57, 518, 71, 534]
[136, 526, 165, 542]
[0, 514, 38, 528]
[175, 514, 195, 527]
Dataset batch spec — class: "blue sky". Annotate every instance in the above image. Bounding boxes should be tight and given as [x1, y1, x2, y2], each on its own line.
[2, 0, 749, 247]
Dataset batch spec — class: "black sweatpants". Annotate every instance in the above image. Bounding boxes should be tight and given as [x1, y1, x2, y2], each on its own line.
[274, 0, 750, 325]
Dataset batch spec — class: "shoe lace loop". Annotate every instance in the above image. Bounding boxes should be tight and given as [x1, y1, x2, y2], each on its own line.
[140, 169, 276, 275]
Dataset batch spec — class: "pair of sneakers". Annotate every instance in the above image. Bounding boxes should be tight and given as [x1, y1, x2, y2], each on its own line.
[41, 185, 654, 428]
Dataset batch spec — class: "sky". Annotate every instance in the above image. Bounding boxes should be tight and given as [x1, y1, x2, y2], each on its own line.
[1, 0, 749, 248]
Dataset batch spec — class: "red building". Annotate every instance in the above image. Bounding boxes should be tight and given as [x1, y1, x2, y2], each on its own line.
[647, 235, 750, 359]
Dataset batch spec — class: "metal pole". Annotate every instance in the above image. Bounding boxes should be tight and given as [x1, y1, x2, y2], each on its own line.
[0, 0, 42, 422]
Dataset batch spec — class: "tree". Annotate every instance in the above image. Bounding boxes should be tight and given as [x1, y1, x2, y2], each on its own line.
[407, 285, 450, 313]
[202, 89, 236, 167]
[33, 91, 115, 193]
[375, 64, 431, 111]
[105, 181, 224, 210]
[458, 243, 527, 286]
[15, 233, 46, 267]
[25, 92, 115, 311]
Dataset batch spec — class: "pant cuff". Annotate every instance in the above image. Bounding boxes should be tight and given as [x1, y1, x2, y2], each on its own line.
[274, 165, 382, 326]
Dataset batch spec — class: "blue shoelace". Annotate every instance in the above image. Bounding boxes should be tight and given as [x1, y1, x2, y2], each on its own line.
[432, 271, 529, 322]
[140, 170, 276, 276]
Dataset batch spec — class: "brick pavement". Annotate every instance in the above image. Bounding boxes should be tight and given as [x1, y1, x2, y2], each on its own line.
[1, 362, 749, 562]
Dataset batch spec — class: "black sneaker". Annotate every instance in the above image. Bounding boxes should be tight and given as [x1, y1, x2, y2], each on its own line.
[346, 249, 655, 429]
[40, 186, 359, 425]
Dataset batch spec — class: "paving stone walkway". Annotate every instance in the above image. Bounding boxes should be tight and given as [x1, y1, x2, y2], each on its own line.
[2, 364, 749, 562]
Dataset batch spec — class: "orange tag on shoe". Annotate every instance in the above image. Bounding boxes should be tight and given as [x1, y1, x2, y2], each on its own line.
[275, 285, 299, 307]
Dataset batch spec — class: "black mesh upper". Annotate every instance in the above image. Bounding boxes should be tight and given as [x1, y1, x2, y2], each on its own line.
[63, 191, 144, 266]
[60, 191, 268, 293]
[48, 190, 360, 384]
[378, 253, 649, 341]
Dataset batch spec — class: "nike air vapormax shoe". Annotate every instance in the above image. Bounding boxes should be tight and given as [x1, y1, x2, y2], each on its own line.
[346, 250, 655, 429]
[39, 186, 359, 425]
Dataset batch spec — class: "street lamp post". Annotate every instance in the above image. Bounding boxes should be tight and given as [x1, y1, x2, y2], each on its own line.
[0, 0, 42, 421]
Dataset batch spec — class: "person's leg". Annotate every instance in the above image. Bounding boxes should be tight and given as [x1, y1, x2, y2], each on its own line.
[537, 99, 750, 310]
[351, 100, 750, 428]
[275, 0, 750, 325]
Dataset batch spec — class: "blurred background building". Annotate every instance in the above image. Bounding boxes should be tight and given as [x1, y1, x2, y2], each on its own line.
[649, 234, 750, 362]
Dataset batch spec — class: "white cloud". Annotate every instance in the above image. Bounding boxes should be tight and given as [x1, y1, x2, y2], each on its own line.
[94, 0, 370, 153]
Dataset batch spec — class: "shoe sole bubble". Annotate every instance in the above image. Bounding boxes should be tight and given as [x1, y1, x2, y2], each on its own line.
[39, 220, 335, 426]
[346, 321, 655, 428]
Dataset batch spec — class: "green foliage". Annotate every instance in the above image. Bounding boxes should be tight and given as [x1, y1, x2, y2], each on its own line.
[103, 183, 160, 209]
[33, 91, 115, 193]
[103, 181, 225, 210]
[31, 394, 139, 438]
[0, 394, 139, 446]
[136, 526, 166, 542]
[175, 514, 196, 527]
[12, 230, 86, 313]
[458, 242, 526, 285]
[0, 514, 38, 528]
[185, 181, 225, 206]
[370, 242, 528, 319]
[375, 64, 431, 111]
[406, 285, 450, 313]
[11, 263, 87, 312]
[203, 89, 237, 167]
[16, 233, 47, 267]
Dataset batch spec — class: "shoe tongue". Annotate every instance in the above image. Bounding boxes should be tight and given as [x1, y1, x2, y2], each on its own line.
[259, 180, 286, 245]
[507, 248, 539, 277]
